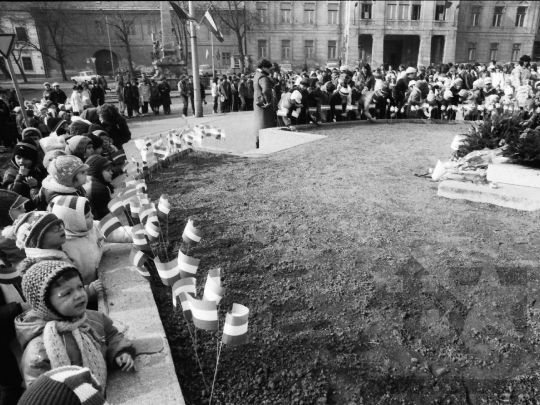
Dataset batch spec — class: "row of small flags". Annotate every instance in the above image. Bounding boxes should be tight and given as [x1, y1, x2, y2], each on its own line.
[96, 177, 248, 345]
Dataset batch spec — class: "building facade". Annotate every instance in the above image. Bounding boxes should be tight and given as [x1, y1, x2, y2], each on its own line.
[2, 1, 540, 80]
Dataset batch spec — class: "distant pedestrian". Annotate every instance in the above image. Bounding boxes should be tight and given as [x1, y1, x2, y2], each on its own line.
[149, 80, 161, 115]
[49, 83, 67, 107]
[211, 77, 219, 114]
[139, 79, 151, 115]
[159, 77, 172, 114]
[219, 75, 231, 113]
[231, 77, 239, 112]
[253, 59, 276, 144]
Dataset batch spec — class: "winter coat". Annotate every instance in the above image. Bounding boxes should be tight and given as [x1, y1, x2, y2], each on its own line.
[15, 309, 135, 388]
[70, 91, 85, 114]
[150, 85, 161, 106]
[62, 221, 132, 286]
[80, 108, 131, 149]
[0, 234, 26, 268]
[253, 69, 276, 138]
[83, 176, 113, 220]
[3, 161, 45, 206]
[158, 82, 172, 106]
[34, 176, 87, 211]
[139, 83, 151, 103]
[219, 81, 231, 100]
[90, 85, 105, 106]
[49, 90, 67, 106]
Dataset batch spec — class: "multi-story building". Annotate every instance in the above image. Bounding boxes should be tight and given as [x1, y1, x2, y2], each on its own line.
[2, 1, 540, 80]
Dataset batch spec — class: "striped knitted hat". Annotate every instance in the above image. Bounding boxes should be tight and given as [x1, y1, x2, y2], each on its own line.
[17, 366, 107, 405]
[65, 135, 92, 160]
[49, 196, 90, 234]
[0, 189, 28, 228]
[22, 260, 82, 320]
[48, 155, 89, 187]
[7, 211, 64, 249]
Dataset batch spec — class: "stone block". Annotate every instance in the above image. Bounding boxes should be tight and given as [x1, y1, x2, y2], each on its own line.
[438, 180, 540, 211]
[246, 128, 327, 156]
[487, 163, 540, 189]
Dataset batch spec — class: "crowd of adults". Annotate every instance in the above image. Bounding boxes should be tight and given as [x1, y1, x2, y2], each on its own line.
[249, 55, 540, 135]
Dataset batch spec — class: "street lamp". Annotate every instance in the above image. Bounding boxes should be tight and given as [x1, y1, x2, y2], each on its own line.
[0, 33, 30, 127]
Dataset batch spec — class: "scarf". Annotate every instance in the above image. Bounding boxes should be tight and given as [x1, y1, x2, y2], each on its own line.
[25, 248, 72, 263]
[42, 176, 79, 194]
[43, 313, 108, 389]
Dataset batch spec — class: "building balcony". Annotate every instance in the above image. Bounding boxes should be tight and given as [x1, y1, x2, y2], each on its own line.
[359, 19, 373, 26]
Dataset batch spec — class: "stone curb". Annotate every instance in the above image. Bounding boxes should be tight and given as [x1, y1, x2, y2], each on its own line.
[97, 176, 185, 404]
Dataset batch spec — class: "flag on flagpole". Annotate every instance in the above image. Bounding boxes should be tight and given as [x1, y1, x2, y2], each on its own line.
[182, 292, 219, 331]
[178, 250, 200, 278]
[172, 277, 196, 307]
[98, 213, 122, 238]
[157, 195, 171, 219]
[154, 257, 181, 286]
[145, 221, 160, 242]
[222, 303, 249, 346]
[0, 265, 22, 285]
[107, 197, 125, 217]
[202, 9, 224, 43]
[170, 1, 198, 22]
[203, 267, 225, 304]
[182, 218, 203, 246]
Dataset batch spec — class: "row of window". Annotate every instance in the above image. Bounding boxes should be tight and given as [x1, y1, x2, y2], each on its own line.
[471, 6, 527, 28]
[258, 39, 338, 60]
[467, 42, 522, 62]
[257, 4, 339, 24]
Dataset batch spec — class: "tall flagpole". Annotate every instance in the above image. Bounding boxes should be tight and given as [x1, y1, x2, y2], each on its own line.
[189, 1, 203, 117]
[105, 14, 115, 78]
[211, 34, 215, 79]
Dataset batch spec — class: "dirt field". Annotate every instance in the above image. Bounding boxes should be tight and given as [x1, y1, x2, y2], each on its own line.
[147, 122, 540, 405]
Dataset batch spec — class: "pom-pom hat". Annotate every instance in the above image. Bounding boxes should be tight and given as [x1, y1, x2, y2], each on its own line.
[0, 190, 28, 228]
[4, 211, 64, 249]
[48, 155, 89, 188]
[22, 127, 42, 140]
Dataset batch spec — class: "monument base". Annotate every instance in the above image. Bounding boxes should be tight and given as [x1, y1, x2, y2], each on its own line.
[152, 60, 187, 89]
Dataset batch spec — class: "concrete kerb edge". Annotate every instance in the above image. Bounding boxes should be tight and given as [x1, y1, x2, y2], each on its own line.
[98, 173, 185, 403]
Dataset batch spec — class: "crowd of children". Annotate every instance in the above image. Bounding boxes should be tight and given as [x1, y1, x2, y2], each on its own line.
[0, 108, 136, 404]
[275, 54, 540, 129]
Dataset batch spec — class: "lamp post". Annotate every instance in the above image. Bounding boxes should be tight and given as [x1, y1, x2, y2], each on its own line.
[104, 13, 116, 78]
[189, 1, 203, 117]
[0, 33, 29, 127]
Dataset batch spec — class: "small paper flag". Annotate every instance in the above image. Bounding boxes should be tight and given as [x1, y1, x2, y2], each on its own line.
[183, 292, 219, 331]
[98, 213, 122, 238]
[172, 277, 196, 307]
[107, 197, 125, 217]
[182, 218, 203, 246]
[222, 303, 249, 346]
[132, 226, 150, 250]
[178, 291, 192, 320]
[157, 194, 171, 219]
[139, 204, 154, 225]
[178, 250, 200, 278]
[0, 265, 22, 285]
[134, 179, 146, 193]
[130, 197, 140, 219]
[145, 221, 160, 242]
[154, 145, 168, 159]
[129, 247, 151, 281]
[203, 268, 225, 304]
[154, 257, 180, 286]
[111, 149, 127, 164]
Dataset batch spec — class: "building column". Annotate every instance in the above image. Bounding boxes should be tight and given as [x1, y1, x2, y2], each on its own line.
[417, 33, 431, 67]
[372, 32, 384, 68]
[443, 29, 457, 64]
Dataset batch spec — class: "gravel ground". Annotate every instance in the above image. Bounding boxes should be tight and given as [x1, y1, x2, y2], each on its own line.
[146, 122, 540, 405]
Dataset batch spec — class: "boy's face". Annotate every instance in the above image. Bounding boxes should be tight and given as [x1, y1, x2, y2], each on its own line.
[41, 222, 66, 249]
[101, 137, 110, 148]
[93, 146, 103, 155]
[49, 275, 87, 318]
[73, 169, 87, 188]
[15, 155, 33, 168]
[102, 167, 113, 183]
[85, 210, 94, 230]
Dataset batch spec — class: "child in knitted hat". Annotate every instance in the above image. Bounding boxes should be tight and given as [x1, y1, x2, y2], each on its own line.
[65, 135, 94, 162]
[48, 196, 132, 286]
[97, 132, 118, 160]
[83, 155, 114, 220]
[0, 189, 29, 267]
[15, 260, 135, 389]
[35, 155, 89, 210]
[2, 140, 46, 207]
[17, 366, 107, 405]
[86, 133, 104, 156]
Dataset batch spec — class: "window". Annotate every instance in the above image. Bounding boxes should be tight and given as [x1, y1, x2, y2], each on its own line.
[512, 43, 521, 61]
[147, 20, 155, 35]
[490, 43, 498, 60]
[387, 4, 397, 20]
[328, 40, 337, 59]
[95, 21, 104, 35]
[258, 40, 268, 59]
[22, 56, 33, 71]
[471, 6, 481, 26]
[435, 5, 445, 21]
[516, 7, 526, 27]
[126, 22, 135, 35]
[258, 8, 268, 23]
[362, 4, 372, 19]
[305, 40, 314, 59]
[233, 57, 240, 68]
[398, 4, 410, 20]
[328, 4, 338, 24]
[15, 27, 28, 42]
[222, 52, 231, 64]
[304, 3, 315, 23]
[411, 5, 421, 20]
[492, 6, 503, 27]
[222, 26, 231, 35]
[282, 40, 291, 59]
[468, 42, 476, 61]
[281, 3, 291, 23]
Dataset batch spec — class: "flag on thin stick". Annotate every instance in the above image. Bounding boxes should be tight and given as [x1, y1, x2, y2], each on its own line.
[182, 218, 203, 246]
[157, 195, 171, 219]
[130, 197, 140, 219]
[222, 303, 249, 346]
[132, 226, 150, 250]
[98, 213, 122, 238]
[178, 250, 200, 278]
[107, 197, 125, 217]
[145, 221, 160, 242]
[203, 268, 225, 304]
[183, 292, 219, 331]
[172, 277, 196, 307]
[0, 265, 22, 285]
[154, 257, 180, 286]
[129, 247, 151, 281]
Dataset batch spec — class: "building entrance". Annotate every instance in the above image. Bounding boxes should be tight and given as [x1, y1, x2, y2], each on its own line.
[383, 35, 419, 68]
[93, 50, 118, 77]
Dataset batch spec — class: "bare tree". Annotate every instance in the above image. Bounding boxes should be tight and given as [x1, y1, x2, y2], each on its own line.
[106, 12, 136, 80]
[0, 25, 13, 80]
[207, 1, 264, 73]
